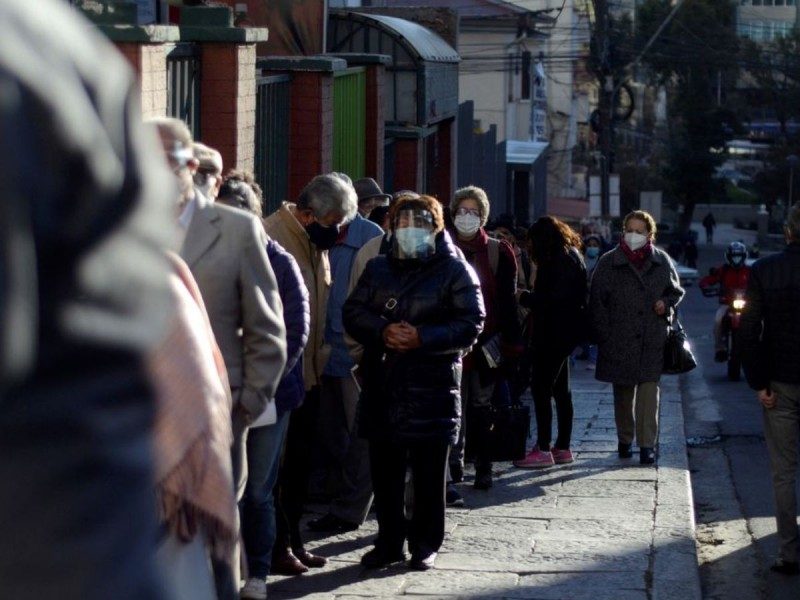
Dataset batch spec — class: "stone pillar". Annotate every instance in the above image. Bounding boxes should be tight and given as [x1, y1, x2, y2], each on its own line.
[200, 43, 258, 173]
[115, 43, 169, 119]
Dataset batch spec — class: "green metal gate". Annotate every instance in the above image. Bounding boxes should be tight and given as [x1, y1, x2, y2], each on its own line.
[255, 75, 291, 215]
[333, 67, 366, 180]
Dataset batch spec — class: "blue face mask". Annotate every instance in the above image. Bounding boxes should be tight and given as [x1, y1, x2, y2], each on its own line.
[394, 227, 434, 259]
[586, 246, 600, 258]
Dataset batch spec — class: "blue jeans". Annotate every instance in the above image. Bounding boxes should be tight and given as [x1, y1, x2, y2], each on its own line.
[240, 410, 291, 578]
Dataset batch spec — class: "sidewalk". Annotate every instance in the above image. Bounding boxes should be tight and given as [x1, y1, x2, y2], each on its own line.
[268, 366, 702, 600]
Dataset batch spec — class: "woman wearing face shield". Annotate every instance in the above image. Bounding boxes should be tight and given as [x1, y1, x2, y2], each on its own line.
[343, 195, 485, 571]
[588, 211, 684, 465]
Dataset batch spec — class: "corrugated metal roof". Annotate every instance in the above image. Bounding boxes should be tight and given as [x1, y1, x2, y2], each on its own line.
[350, 12, 460, 63]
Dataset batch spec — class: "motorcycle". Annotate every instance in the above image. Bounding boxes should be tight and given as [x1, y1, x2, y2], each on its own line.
[701, 283, 747, 381]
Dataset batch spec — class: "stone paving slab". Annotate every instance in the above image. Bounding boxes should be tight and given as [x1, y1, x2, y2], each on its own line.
[269, 368, 700, 599]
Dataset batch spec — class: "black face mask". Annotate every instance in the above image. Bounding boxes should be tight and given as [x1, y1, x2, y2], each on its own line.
[305, 221, 339, 250]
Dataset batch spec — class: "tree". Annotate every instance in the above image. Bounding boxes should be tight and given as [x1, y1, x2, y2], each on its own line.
[635, 0, 742, 231]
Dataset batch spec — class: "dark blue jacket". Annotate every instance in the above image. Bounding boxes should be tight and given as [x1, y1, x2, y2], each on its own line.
[267, 239, 310, 415]
[343, 232, 485, 444]
[324, 214, 383, 377]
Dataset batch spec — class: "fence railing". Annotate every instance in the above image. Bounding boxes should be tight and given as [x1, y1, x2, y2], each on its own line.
[166, 43, 201, 140]
[255, 75, 291, 215]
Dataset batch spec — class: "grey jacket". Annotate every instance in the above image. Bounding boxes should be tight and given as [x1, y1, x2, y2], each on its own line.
[589, 246, 684, 385]
[181, 192, 287, 425]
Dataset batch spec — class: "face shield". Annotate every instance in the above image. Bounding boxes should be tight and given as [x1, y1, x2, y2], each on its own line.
[393, 208, 436, 260]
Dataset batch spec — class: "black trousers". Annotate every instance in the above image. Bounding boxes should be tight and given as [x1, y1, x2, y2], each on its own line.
[369, 436, 450, 557]
[274, 387, 320, 553]
[530, 353, 573, 450]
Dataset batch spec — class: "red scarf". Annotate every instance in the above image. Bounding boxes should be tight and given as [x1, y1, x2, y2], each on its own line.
[620, 239, 653, 270]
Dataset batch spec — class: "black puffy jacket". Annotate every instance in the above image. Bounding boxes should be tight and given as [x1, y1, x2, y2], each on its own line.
[740, 243, 800, 391]
[343, 233, 485, 444]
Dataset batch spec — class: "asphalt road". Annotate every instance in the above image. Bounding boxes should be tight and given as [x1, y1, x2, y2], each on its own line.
[678, 241, 800, 600]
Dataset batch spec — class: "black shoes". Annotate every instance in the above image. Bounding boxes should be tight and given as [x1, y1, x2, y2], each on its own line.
[474, 463, 493, 490]
[639, 447, 655, 465]
[770, 559, 800, 575]
[618, 443, 633, 459]
[307, 513, 359, 533]
[360, 547, 407, 569]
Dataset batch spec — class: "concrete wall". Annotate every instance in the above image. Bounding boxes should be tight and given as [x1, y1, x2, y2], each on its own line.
[458, 30, 511, 140]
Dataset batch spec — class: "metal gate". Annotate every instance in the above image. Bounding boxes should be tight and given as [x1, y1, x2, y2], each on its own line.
[255, 75, 291, 215]
[166, 43, 201, 140]
[333, 67, 366, 180]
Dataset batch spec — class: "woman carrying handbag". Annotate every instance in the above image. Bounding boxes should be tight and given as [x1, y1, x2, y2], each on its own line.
[588, 211, 685, 465]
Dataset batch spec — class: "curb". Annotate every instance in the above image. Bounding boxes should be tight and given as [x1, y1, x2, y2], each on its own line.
[651, 375, 703, 600]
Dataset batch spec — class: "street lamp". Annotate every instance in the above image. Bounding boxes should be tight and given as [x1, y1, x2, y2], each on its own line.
[787, 154, 799, 204]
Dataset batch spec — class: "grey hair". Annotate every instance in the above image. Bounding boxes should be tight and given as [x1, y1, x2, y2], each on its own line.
[147, 116, 193, 150]
[297, 173, 358, 222]
[787, 202, 800, 241]
[452, 185, 491, 228]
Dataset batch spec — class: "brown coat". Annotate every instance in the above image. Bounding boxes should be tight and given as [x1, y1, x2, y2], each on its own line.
[264, 203, 331, 390]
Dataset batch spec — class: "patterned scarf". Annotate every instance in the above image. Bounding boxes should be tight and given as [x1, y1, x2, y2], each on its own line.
[620, 238, 653, 270]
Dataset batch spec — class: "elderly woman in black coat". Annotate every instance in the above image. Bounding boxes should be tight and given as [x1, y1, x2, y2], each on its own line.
[589, 210, 684, 465]
[343, 195, 484, 571]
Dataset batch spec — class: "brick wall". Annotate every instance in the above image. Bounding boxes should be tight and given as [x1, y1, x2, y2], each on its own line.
[116, 43, 168, 119]
[283, 71, 335, 200]
[200, 43, 258, 173]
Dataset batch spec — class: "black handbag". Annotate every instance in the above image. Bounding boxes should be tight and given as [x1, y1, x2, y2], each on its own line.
[663, 315, 697, 375]
[488, 380, 530, 462]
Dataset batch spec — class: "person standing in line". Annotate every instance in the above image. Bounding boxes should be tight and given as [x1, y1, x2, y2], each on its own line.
[740, 203, 800, 576]
[514, 217, 587, 469]
[216, 174, 311, 599]
[151, 119, 288, 598]
[703, 212, 717, 244]
[192, 142, 223, 201]
[575, 234, 604, 366]
[263, 173, 358, 574]
[309, 179, 384, 534]
[448, 186, 520, 490]
[588, 210, 684, 466]
[0, 1, 175, 596]
[343, 195, 484, 571]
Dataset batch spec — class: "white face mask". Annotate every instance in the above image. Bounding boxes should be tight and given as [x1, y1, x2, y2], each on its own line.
[454, 214, 481, 237]
[624, 232, 648, 251]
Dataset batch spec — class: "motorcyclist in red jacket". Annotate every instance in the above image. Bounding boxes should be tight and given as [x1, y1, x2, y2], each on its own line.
[700, 241, 751, 361]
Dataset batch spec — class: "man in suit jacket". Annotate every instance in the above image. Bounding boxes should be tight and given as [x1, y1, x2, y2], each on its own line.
[151, 118, 287, 599]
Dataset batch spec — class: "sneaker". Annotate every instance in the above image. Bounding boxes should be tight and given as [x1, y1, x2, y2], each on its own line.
[409, 551, 437, 571]
[551, 447, 574, 464]
[240, 577, 267, 600]
[770, 559, 800, 575]
[446, 484, 465, 507]
[514, 447, 555, 469]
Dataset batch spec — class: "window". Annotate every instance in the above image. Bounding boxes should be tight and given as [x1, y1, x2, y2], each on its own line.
[737, 22, 751, 38]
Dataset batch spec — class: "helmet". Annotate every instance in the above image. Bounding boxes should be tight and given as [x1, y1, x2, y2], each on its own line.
[725, 241, 748, 267]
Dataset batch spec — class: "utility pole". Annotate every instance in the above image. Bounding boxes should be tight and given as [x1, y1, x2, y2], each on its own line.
[595, 0, 613, 217]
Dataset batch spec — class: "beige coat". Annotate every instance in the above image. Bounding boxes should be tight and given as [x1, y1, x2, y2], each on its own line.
[264, 203, 331, 390]
[180, 192, 287, 423]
